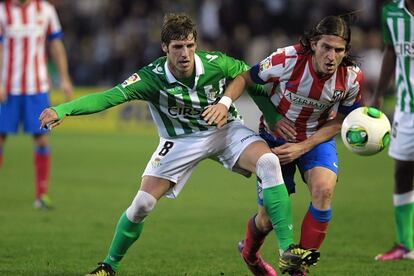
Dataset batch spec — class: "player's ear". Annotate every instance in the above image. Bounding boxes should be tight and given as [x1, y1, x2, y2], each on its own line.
[161, 43, 168, 54]
[310, 40, 317, 52]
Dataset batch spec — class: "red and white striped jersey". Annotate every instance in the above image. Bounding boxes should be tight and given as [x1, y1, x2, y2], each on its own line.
[252, 44, 363, 142]
[0, 0, 62, 95]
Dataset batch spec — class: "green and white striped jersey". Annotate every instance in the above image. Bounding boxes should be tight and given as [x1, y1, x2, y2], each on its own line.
[118, 51, 249, 138]
[382, 0, 414, 112]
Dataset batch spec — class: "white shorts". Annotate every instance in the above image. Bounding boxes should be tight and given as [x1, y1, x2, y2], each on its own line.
[389, 109, 414, 161]
[142, 121, 265, 198]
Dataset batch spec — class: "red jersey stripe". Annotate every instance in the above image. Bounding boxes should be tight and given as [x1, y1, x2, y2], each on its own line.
[295, 107, 313, 141]
[285, 55, 307, 93]
[5, 0, 12, 25]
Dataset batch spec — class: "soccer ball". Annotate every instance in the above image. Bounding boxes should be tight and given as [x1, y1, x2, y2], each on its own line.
[341, 107, 391, 156]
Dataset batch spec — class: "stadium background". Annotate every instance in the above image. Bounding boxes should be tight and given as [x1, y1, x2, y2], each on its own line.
[1, 1, 411, 275]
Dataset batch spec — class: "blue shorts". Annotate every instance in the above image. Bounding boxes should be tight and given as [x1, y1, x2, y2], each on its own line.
[257, 128, 338, 205]
[0, 93, 50, 135]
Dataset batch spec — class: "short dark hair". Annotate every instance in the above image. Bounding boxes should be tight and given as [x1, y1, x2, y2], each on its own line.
[161, 13, 197, 46]
[299, 15, 356, 66]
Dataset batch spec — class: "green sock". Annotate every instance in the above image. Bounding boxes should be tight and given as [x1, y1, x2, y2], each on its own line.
[263, 184, 293, 251]
[395, 202, 414, 250]
[103, 212, 144, 271]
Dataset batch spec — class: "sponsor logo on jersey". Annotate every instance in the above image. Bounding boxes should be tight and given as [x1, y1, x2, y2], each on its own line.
[152, 64, 164, 75]
[121, 73, 140, 88]
[395, 42, 414, 57]
[206, 54, 218, 62]
[151, 157, 162, 168]
[6, 24, 43, 37]
[205, 87, 218, 100]
[166, 86, 183, 94]
[240, 133, 258, 143]
[259, 57, 272, 72]
[387, 12, 404, 17]
[168, 106, 202, 117]
[284, 91, 331, 110]
[332, 89, 346, 102]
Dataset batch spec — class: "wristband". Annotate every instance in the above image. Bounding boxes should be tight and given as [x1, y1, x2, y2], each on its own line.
[218, 96, 232, 110]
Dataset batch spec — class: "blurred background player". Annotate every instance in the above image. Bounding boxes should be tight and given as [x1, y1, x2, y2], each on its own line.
[0, 0, 72, 208]
[371, 0, 414, 261]
[203, 15, 363, 275]
[39, 13, 318, 276]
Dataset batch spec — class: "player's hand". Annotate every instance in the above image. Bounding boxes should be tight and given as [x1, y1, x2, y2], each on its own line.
[202, 103, 228, 128]
[0, 86, 6, 103]
[271, 143, 306, 165]
[61, 78, 73, 102]
[39, 108, 62, 130]
[272, 118, 296, 141]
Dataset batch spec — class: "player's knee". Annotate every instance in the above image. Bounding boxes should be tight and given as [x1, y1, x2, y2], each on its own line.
[256, 153, 282, 188]
[311, 184, 334, 204]
[126, 190, 157, 223]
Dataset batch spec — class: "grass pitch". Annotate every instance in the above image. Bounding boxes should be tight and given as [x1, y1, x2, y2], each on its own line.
[0, 131, 412, 275]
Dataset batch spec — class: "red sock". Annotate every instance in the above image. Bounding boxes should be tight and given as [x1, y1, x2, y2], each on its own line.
[34, 149, 50, 198]
[242, 215, 268, 263]
[0, 150, 3, 168]
[300, 210, 329, 249]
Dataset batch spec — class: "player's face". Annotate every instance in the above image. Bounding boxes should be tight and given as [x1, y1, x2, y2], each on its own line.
[163, 34, 196, 78]
[311, 35, 347, 77]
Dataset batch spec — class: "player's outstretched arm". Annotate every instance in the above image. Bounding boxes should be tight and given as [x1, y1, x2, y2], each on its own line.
[38, 86, 128, 130]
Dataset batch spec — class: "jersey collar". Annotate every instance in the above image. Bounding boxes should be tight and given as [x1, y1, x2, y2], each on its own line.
[164, 53, 205, 86]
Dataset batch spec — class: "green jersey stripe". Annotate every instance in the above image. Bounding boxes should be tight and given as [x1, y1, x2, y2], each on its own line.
[404, 17, 414, 112]
[181, 88, 208, 132]
[166, 90, 193, 135]
[151, 91, 179, 137]
[383, 1, 414, 113]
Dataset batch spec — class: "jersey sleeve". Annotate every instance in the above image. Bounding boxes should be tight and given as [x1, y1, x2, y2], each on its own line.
[249, 48, 286, 85]
[117, 69, 158, 101]
[248, 84, 283, 129]
[216, 52, 249, 78]
[338, 67, 363, 115]
[381, 5, 392, 45]
[46, 3, 63, 41]
[52, 86, 128, 119]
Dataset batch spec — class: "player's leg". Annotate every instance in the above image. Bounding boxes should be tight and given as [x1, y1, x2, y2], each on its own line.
[375, 110, 414, 261]
[239, 207, 272, 262]
[88, 134, 207, 275]
[88, 176, 172, 276]
[32, 134, 52, 208]
[238, 206, 275, 276]
[295, 139, 337, 251]
[375, 159, 414, 261]
[240, 160, 297, 268]
[0, 95, 21, 168]
[394, 160, 414, 254]
[238, 140, 293, 252]
[300, 167, 335, 249]
[25, 93, 51, 208]
[238, 141, 319, 274]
